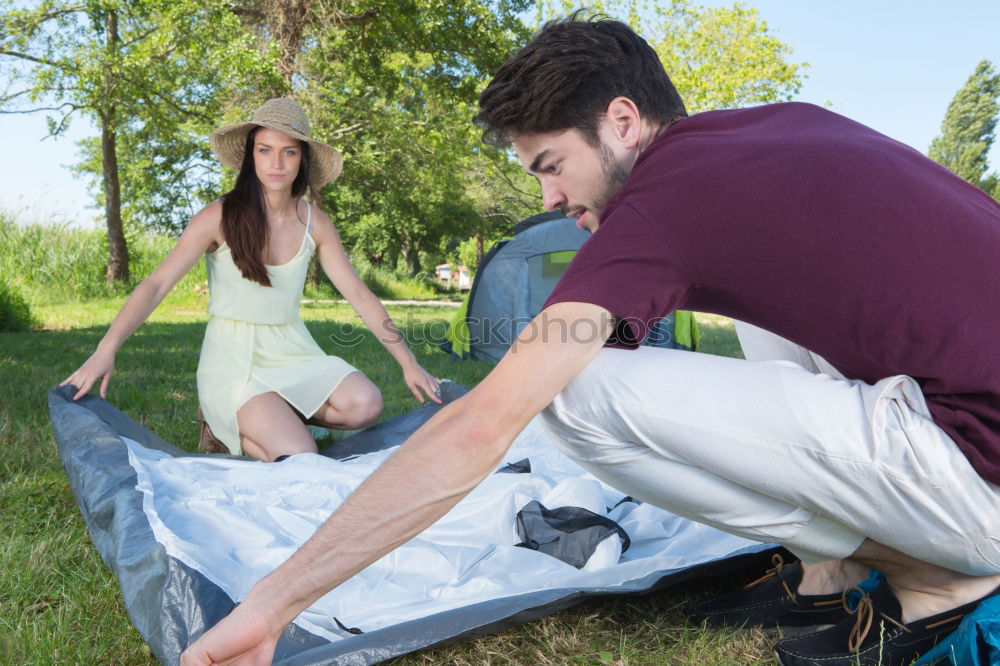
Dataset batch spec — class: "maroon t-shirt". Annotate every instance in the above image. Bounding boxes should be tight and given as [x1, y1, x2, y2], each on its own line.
[545, 102, 1000, 484]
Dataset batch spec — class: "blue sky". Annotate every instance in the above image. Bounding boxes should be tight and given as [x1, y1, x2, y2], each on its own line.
[3, 0, 999, 226]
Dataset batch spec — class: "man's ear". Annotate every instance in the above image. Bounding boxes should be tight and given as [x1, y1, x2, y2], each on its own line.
[603, 96, 643, 148]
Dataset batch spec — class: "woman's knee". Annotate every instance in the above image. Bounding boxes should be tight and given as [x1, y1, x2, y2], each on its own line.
[331, 378, 383, 428]
[353, 384, 383, 427]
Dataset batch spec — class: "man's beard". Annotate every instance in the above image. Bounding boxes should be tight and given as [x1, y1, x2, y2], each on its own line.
[594, 142, 630, 215]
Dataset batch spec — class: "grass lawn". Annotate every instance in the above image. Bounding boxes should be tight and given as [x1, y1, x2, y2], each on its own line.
[1, 297, 780, 664]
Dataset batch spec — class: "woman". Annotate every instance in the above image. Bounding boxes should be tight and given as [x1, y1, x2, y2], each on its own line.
[62, 97, 441, 461]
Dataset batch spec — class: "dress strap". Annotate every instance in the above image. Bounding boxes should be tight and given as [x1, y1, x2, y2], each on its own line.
[306, 202, 313, 235]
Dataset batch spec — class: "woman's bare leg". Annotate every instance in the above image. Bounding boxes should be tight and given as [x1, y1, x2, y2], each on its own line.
[237, 391, 317, 461]
[309, 371, 383, 430]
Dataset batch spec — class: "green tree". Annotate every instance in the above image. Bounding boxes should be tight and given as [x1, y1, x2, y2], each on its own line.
[0, 0, 278, 281]
[539, 1, 805, 113]
[647, 1, 803, 113]
[928, 59, 1000, 197]
[460, 149, 543, 268]
[456, 236, 481, 272]
[231, 0, 534, 276]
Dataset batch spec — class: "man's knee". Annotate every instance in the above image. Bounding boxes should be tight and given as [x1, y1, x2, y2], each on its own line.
[539, 403, 570, 437]
[539, 402, 600, 463]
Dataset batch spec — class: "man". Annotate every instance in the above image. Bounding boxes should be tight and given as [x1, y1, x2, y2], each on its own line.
[182, 15, 1000, 666]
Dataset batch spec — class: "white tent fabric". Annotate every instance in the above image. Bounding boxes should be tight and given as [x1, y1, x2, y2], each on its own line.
[126, 417, 764, 645]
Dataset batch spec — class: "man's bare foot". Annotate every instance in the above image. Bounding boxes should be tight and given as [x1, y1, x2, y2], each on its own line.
[850, 537, 1000, 622]
[797, 558, 870, 596]
[890, 573, 1000, 623]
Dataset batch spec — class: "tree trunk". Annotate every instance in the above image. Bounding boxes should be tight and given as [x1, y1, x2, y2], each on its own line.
[102, 11, 129, 283]
[401, 236, 421, 277]
[476, 232, 484, 266]
[385, 246, 399, 271]
[306, 254, 321, 286]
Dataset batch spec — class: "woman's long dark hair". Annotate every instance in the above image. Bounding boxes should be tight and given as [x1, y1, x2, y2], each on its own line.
[220, 127, 312, 286]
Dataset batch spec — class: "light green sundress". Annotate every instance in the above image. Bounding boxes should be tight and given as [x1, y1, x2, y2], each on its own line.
[196, 203, 357, 454]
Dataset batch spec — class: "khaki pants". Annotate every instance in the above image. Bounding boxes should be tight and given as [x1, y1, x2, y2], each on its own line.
[539, 322, 1000, 575]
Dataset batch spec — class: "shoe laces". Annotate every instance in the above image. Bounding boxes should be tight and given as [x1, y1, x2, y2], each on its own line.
[743, 554, 797, 602]
[842, 586, 910, 652]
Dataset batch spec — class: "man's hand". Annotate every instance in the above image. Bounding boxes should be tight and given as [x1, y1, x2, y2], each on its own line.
[180, 602, 281, 666]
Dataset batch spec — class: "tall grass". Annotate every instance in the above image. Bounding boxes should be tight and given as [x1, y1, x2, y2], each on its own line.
[1, 210, 450, 306]
[0, 212, 207, 304]
[306, 256, 449, 302]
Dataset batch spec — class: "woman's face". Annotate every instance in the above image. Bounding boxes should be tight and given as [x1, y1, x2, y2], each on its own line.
[252, 128, 303, 193]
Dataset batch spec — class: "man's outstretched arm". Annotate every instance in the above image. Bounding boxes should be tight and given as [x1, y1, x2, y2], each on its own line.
[180, 301, 614, 666]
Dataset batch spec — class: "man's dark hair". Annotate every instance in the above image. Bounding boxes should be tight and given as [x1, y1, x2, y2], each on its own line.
[475, 12, 687, 147]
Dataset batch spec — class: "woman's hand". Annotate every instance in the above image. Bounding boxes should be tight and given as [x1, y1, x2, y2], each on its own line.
[403, 363, 442, 404]
[60, 348, 116, 401]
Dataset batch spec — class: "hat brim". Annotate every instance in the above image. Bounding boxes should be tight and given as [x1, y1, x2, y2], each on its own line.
[210, 121, 343, 190]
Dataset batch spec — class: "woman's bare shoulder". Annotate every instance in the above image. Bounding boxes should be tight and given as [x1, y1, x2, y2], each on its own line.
[309, 203, 340, 240]
[192, 199, 224, 224]
[186, 200, 225, 248]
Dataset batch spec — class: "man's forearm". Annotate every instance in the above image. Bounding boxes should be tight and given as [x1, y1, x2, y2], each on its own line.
[242, 396, 510, 626]
[241, 302, 614, 629]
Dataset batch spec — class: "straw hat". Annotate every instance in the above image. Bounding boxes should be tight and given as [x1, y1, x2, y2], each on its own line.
[210, 97, 343, 190]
